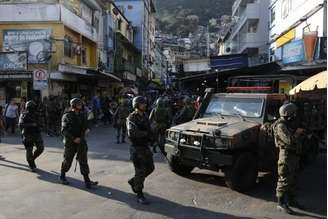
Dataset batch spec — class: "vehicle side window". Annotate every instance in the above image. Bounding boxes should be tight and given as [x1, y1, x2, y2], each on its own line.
[265, 100, 281, 122]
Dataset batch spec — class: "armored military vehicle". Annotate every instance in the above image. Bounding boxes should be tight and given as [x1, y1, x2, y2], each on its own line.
[165, 89, 287, 192]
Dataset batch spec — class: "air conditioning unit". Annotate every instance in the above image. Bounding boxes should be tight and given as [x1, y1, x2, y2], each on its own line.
[75, 45, 81, 55]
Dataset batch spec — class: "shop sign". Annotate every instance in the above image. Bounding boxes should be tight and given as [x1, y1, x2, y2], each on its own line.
[33, 69, 48, 90]
[282, 39, 305, 64]
[276, 29, 296, 48]
[3, 29, 51, 64]
[210, 54, 248, 70]
[0, 51, 27, 70]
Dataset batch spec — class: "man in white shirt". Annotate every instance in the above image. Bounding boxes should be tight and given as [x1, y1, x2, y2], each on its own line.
[4, 99, 19, 134]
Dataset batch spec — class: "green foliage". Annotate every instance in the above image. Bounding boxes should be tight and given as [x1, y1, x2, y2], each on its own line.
[157, 0, 232, 36]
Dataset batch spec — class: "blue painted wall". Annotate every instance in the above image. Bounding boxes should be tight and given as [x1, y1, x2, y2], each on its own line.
[115, 0, 144, 51]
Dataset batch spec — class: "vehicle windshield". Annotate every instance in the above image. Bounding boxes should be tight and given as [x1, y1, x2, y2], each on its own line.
[204, 96, 264, 118]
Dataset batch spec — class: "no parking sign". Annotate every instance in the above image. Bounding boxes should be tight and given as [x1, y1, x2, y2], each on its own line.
[33, 69, 48, 90]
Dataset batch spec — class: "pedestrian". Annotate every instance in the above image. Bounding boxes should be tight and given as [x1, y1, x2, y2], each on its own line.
[101, 96, 111, 125]
[273, 102, 305, 214]
[19, 97, 26, 115]
[92, 94, 101, 126]
[18, 101, 44, 172]
[4, 99, 19, 134]
[113, 98, 130, 144]
[126, 96, 154, 204]
[174, 96, 195, 125]
[59, 98, 98, 189]
[149, 97, 172, 154]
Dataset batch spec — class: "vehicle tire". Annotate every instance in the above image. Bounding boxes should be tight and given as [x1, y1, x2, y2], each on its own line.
[167, 154, 194, 176]
[224, 152, 258, 192]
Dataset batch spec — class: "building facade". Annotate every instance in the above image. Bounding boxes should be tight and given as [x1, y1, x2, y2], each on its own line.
[114, 0, 156, 79]
[0, 0, 111, 103]
[102, 1, 141, 95]
[224, 0, 270, 66]
[269, 0, 327, 65]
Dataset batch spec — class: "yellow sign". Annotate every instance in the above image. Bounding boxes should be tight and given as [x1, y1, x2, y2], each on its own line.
[279, 81, 292, 94]
[276, 29, 296, 48]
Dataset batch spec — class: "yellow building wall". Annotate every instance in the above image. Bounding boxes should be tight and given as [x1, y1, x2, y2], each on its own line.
[0, 22, 98, 69]
[0, 22, 65, 70]
[82, 36, 97, 67]
[64, 26, 81, 66]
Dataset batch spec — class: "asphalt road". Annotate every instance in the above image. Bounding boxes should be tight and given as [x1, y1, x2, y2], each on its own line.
[0, 126, 326, 219]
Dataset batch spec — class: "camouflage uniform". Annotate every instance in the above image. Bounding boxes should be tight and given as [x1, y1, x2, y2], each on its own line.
[273, 103, 304, 213]
[127, 111, 154, 195]
[18, 101, 44, 171]
[60, 110, 90, 176]
[113, 100, 130, 143]
[273, 118, 301, 200]
[149, 98, 172, 153]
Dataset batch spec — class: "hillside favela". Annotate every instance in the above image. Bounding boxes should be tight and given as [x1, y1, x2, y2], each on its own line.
[0, 0, 326, 218]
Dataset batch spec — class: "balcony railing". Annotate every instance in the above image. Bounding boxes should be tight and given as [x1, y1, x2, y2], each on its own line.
[117, 63, 136, 74]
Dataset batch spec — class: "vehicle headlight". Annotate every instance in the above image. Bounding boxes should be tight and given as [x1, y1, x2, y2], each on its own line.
[194, 141, 201, 146]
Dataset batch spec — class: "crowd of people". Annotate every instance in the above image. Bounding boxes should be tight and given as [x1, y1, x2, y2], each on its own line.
[0, 91, 199, 204]
[0, 90, 308, 211]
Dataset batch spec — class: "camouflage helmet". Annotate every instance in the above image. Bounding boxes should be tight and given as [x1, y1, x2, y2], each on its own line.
[25, 101, 37, 111]
[70, 98, 82, 108]
[132, 96, 147, 109]
[156, 97, 165, 107]
[279, 103, 297, 118]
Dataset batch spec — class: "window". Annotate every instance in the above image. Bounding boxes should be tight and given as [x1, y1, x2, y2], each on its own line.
[281, 0, 291, 19]
[270, 7, 276, 25]
[64, 36, 73, 58]
[81, 48, 87, 65]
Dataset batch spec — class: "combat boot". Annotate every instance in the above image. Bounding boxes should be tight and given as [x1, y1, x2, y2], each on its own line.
[137, 192, 150, 205]
[60, 172, 70, 185]
[277, 196, 294, 214]
[83, 174, 98, 189]
[128, 178, 137, 193]
[116, 137, 120, 144]
[121, 137, 125, 143]
[28, 160, 37, 172]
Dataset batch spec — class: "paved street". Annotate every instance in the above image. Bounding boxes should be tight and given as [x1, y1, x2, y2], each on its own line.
[0, 126, 326, 219]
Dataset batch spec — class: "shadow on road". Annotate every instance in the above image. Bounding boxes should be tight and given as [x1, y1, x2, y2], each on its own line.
[174, 155, 327, 218]
[34, 169, 252, 219]
[0, 157, 326, 219]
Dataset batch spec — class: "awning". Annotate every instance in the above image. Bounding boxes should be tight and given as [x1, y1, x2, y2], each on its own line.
[289, 71, 327, 95]
[99, 71, 122, 82]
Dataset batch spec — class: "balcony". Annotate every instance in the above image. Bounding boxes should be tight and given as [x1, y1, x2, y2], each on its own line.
[232, 0, 256, 16]
[116, 63, 136, 74]
[0, 4, 60, 22]
[60, 5, 98, 42]
[238, 33, 261, 53]
[230, 3, 260, 40]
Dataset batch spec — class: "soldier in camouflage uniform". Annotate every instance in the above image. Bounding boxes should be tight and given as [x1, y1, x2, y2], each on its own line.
[174, 97, 196, 125]
[149, 97, 172, 154]
[113, 98, 130, 144]
[127, 96, 155, 205]
[18, 101, 44, 172]
[59, 98, 98, 189]
[273, 103, 305, 214]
